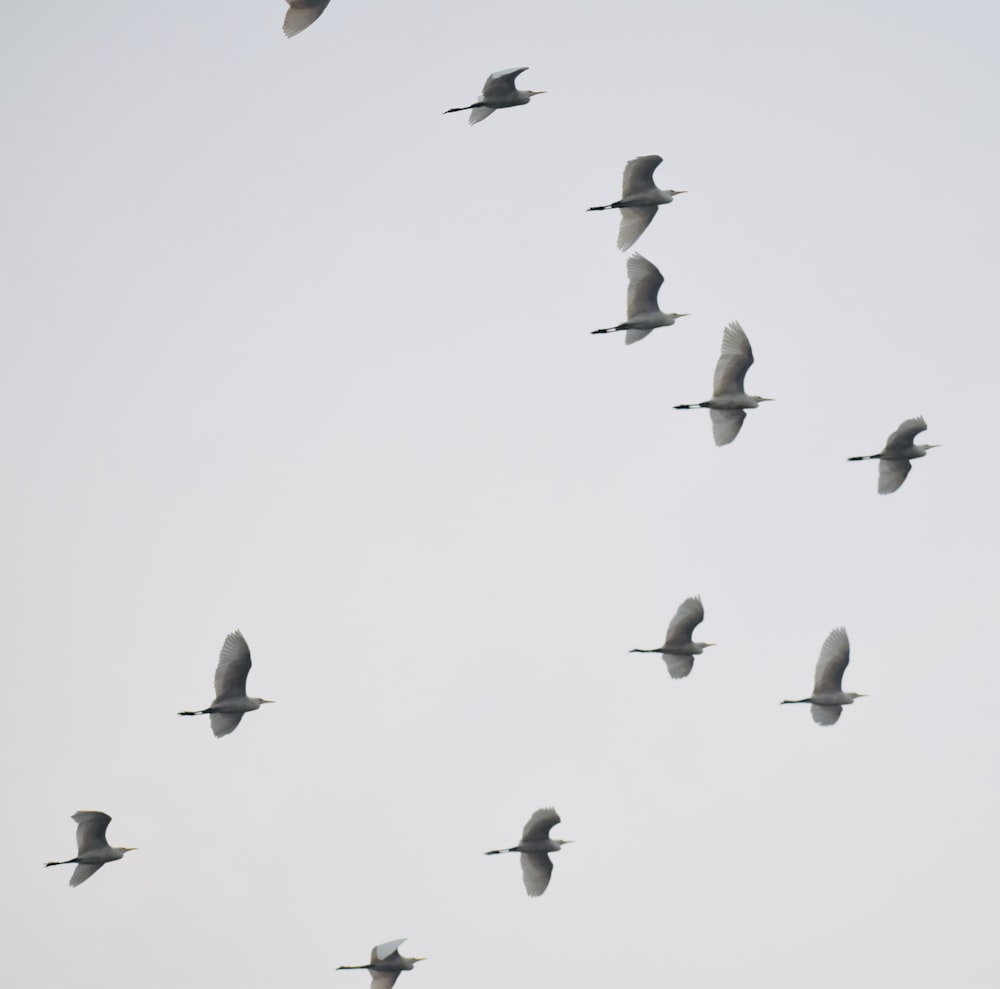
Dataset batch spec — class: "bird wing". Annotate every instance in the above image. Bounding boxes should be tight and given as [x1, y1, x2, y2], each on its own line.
[210, 711, 245, 738]
[624, 327, 654, 345]
[625, 253, 663, 318]
[69, 862, 104, 887]
[663, 653, 695, 679]
[283, 0, 329, 38]
[814, 627, 849, 694]
[73, 811, 111, 854]
[521, 807, 560, 842]
[214, 630, 252, 702]
[373, 940, 406, 964]
[370, 972, 401, 989]
[878, 458, 912, 494]
[811, 704, 843, 726]
[710, 408, 746, 446]
[520, 851, 554, 897]
[621, 155, 663, 196]
[468, 106, 497, 125]
[713, 322, 753, 396]
[884, 416, 927, 452]
[617, 206, 658, 251]
[481, 67, 528, 100]
[665, 596, 704, 644]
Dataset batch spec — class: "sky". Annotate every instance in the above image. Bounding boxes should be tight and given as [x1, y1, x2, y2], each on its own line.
[2, 1, 999, 986]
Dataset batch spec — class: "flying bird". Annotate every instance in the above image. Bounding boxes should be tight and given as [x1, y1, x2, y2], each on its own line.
[45, 811, 136, 887]
[337, 939, 425, 989]
[282, 0, 330, 37]
[630, 596, 714, 679]
[178, 630, 273, 737]
[674, 321, 772, 445]
[782, 627, 866, 726]
[848, 416, 938, 494]
[588, 155, 686, 251]
[592, 253, 688, 344]
[485, 807, 572, 897]
[443, 68, 545, 124]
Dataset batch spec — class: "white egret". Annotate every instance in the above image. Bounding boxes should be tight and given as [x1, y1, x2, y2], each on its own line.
[178, 630, 273, 737]
[588, 155, 686, 251]
[45, 811, 136, 887]
[485, 807, 571, 897]
[782, 627, 866, 726]
[848, 416, 938, 494]
[282, 0, 330, 37]
[592, 253, 688, 344]
[630, 596, 714, 679]
[674, 321, 772, 445]
[443, 68, 545, 124]
[337, 939, 425, 989]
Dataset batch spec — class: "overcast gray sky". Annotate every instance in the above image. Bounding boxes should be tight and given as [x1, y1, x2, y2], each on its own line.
[3, 2, 999, 987]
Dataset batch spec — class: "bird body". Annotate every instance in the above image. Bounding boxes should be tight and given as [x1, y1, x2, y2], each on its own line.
[588, 155, 686, 250]
[178, 630, 273, 737]
[848, 417, 938, 494]
[45, 811, 136, 887]
[485, 807, 571, 897]
[283, 0, 330, 37]
[337, 939, 425, 989]
[444, 68, 544, 124]
[630, 596, 713, 679]
[674, 321, 771, 445]
[782, 627, 865, 726]
[592, 253, 687, 344]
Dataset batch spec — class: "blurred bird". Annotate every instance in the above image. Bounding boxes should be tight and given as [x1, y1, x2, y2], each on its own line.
[282, 0, 330, 37]
[337, 939, 425, 989]
[674, 321, 772, 445]
[592, 253, 688, 344]
[848, 416, 938, 494]
[630, 596, 714, 679]
[443, 68, 545, 124]
[45, 811, 136, 887]
[782, 627, 866, 726]
[178, 630, 273, 737]
[485, 807, 572, 897]
[588, 155, 686, 251]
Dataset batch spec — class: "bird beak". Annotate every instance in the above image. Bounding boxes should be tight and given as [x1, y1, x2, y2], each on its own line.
[673, 190, 688, 195]
[703, 643, 717, 648]
[759, 398, 775, 402]
[125, 847, 138, 852]
[675, 313, 690, 318]
[529, 91, 547, 96]
[413, 958, 427, 963]
[260, 699, 275, 704]
[927, 444, 941, 449]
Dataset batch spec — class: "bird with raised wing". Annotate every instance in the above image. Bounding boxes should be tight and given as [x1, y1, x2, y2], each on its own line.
[282, 0, 330, 37]
[782, 627, 866, 726]
[178, 630, 273, 737]
[443, 68, 545, 124]
[337, 939, 426, 989]
[674, 321, 772, 445]
[848, 417, 938, 494]
[588, 155, 686, 251]
[630, 596, 714, 679]
[45, 811, 136, 887]
[592, 253, 687, 344]
[485, 807, 572, 897]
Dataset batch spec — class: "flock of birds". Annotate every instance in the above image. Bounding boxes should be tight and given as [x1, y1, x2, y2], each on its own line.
[42, 5, 945, 987]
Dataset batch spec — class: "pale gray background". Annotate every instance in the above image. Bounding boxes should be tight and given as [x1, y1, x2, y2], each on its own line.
[2, 1, 998, 987]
